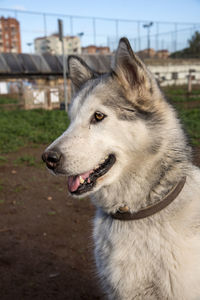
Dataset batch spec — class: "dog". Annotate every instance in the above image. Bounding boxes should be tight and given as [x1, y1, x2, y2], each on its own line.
[42, 38, 200, 300]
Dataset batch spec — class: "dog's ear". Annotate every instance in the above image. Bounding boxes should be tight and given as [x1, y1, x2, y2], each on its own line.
[112, 37, 148, 88]
[68, 56, 95, 92]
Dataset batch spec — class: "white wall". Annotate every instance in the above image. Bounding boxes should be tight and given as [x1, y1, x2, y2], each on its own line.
[148, 62, 200, 86]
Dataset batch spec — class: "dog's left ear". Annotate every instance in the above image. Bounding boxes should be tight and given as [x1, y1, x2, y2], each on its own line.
[112, 37, 148, 88]
[68, 56, 96, 93]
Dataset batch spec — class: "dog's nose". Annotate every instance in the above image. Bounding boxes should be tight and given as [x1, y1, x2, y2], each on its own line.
[42, 150, 62, 170]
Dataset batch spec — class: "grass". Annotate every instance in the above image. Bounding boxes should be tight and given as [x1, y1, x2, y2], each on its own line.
[14, 155, 36, 166]
[0, 155, 7, 165]
[48, 211, 56, 216]
[178, 108, 200, 145]
[0, 179, 4, 192]
[163, 85, 200, 103]
[13, 185, 26, 193]
[167, 95, 200, 103]
[0, 109, 69, 153]
[164, 86, 200, 145]
[162, 85, 200, 96]
[0, 86, 199, 155]
[0, 96, 19, 105]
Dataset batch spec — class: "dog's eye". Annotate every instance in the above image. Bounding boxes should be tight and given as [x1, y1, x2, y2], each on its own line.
[91, 111, 106, 124]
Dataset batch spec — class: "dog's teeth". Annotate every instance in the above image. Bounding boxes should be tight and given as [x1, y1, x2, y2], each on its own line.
[79, 176, 84, 184]
[105, 155, 109, 160]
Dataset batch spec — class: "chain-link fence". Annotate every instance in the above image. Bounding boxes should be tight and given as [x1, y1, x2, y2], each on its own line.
[0, 7, 200, 57]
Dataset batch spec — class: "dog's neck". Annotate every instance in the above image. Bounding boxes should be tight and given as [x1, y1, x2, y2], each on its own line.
[110, 176, 186, 220]
[92, 151, 190, 216]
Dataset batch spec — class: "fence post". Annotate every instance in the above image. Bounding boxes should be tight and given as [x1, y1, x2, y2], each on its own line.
[187, 69, 195, 94]
[58, 19, 68, 112]
[187, 74, 192, 93]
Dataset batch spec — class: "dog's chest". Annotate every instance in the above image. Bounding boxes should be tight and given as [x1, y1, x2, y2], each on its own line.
[94, 221, 158, 266]
[93, 213, 187, 299]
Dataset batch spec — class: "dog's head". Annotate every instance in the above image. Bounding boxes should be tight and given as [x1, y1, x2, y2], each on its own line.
[42, 38, 165, 198]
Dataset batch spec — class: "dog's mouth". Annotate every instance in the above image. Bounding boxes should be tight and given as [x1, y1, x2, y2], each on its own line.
[67, 154, 116, 195]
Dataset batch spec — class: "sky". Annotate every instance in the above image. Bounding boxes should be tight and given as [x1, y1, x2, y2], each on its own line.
[0, 0, 200, 52]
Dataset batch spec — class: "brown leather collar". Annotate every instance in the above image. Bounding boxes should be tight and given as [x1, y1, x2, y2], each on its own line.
[110, 176, 186, 221]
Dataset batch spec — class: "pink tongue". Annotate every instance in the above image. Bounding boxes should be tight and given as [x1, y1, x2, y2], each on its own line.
[68, 175, 80, 192]
[68, 171, 92, 193]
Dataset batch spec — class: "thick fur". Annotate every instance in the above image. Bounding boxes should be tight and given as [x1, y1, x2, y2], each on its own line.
[44, 38, 200, 299]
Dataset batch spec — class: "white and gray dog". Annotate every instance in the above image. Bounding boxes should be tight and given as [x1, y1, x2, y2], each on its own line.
[42, 38, 200, 300]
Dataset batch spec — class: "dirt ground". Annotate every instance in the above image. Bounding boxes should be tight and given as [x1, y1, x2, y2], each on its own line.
[0, 145, 199, 300]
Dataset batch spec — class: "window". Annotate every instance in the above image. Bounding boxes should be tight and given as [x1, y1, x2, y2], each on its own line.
[172, 72, 178, 80]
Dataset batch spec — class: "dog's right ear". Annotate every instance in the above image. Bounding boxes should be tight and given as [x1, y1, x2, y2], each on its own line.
[68, 56, 95, 93]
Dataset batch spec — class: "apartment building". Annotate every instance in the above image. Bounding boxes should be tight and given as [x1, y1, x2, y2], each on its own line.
[34, 35, 81, 55]
[137, 48, 170, 59]
[82, 45, 110, 54]
[0, 17, 21, 53]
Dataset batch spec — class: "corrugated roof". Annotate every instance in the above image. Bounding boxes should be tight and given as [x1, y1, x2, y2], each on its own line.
[0, 53, 199, 77]
[1, 53, 23, 73]
[42, 54, 63, 73]
[0, 53, 112, 76]
[0, 54, 10, 73]
[31, 55, 51, 73]
[18, 54, 38, 73]
[83, 54, 112, 73]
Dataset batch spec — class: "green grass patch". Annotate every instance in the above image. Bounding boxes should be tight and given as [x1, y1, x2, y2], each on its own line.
[0, 96, 18, 105]
[163, 86, 200, 145]
[162, 85, 200, 96]
[0, 109, 69, 153]
[178, 108, 200, 145]
[13, 155, 44, 168]
[0, 155, 7, 165]
[14, 155, 36, 167]
[48, 211, 56, 216]
[0, 90, 199, 154]
[0, 179, 4, 192]
[13, 185, 26, 193]
[167, 95, 200, 103]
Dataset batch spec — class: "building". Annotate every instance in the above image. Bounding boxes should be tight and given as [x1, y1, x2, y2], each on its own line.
[82, 45, 110, 54]
[156, 50, 169, 59]
[137, 48, 170, 59]
[0, 17, 21, 53]
[137, 48, 156, 59]
[34, 35, 81, 55]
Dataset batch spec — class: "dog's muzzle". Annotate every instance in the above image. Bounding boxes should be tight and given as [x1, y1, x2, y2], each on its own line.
[42, 149, 62, 171]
